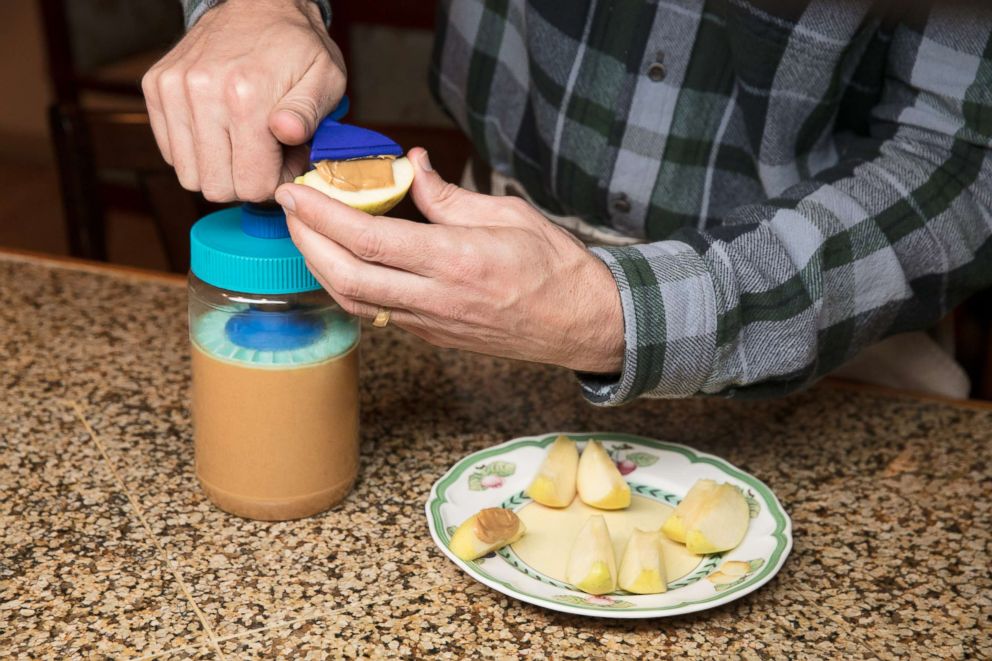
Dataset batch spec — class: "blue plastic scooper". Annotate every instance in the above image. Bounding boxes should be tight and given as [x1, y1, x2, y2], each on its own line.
[308, 95, 404, 163]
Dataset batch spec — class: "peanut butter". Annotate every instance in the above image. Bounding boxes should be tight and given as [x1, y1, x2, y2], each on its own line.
[473, 508, 521, 544]
[316, 157, 395, 191]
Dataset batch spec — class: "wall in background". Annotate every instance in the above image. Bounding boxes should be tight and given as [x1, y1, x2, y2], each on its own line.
[0, 0, 51, 163]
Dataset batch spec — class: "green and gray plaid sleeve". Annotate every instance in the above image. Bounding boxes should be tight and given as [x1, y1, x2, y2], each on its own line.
[581, 9, 992, 403]
[180, 0, 331, 28]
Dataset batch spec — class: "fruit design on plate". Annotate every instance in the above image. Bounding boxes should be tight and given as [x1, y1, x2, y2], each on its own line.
[449, 508, 526, 562]
[608, 443, 659, 476]
[706, 559, 766, 592]
[296, 156, 414, 215]
[467, 461, 516, 491]
[566, 516, 618, 595]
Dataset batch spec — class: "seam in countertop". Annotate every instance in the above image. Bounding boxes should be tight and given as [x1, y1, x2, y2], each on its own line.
[68, 400, 226, 661]
[133, 581, 457, 660]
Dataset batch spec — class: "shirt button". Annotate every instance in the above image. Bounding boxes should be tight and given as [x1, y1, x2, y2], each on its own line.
[611, 194, 631, 214]
[647, 52, 666, 82]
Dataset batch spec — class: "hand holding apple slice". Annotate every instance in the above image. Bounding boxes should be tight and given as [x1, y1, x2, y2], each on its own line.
[566, 515, 618, 595]
[576, 440, 631, 510]
[618, 528, 668, 594]
[449, 508, 526, 562]
[526, 435, 579, 508]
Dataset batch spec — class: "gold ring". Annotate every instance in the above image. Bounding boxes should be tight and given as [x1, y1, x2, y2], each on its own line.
[372, 307, 391, 328]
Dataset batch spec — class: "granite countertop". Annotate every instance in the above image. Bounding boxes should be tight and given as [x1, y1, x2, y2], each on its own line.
[1, 251, 990, 660]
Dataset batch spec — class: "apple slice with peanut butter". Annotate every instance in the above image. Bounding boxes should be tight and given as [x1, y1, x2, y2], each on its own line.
[296, 156, 414, 216]
[448, 508, 526, 561]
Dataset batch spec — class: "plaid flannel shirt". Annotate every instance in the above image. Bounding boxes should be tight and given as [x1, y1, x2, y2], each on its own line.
[183, 1, 992, 404]
[431, 0, 992, 403]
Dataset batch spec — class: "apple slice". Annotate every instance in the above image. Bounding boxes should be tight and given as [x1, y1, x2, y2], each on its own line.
[296, 156, 414, 216]
[576, 440, 631, 510]
[661, 478, 718, 543]
[618, 528, 667, 594]
[566, 515, 618, 595]
[448, 508, 525, 561]
[683, 483, 750, 554]
[526, 435, 579, 508]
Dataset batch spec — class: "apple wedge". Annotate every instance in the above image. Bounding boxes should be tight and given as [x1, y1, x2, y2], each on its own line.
[296, 156, 414, 216]
[683, 483, 750, 554]
[566, 515, 617, 595]
[661, 478, 718, 543]
[448, 508, 525, 562]
[618, 528, 667, 594]
[526, 435, 579, 508]
[576, 440, 631, 510]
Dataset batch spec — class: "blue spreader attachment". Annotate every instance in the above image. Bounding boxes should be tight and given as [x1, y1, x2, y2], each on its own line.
[240, 203, 290, 239]
[309, 95, 403, 162]
[225, 309, 327, 351]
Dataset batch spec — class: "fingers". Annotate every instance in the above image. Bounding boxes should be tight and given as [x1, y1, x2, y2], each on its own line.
[226, 73, 284, 201]
[286, 213, 432, 311]
[187, 69, 236, 201]
[276, 182, 453, 275]
[269, 58, 346, 146]
[407, 147, 510, 227]
[141, 64, 172, 165]
[156, 68, 200, 191]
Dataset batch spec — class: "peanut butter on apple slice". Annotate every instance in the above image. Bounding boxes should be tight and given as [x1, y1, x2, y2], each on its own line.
[315, 156, 396, 192]
[449, 508, 526, 561]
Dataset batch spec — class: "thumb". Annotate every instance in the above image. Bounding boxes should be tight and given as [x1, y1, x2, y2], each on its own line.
[269, 64, 344, 146]
[408, 147, 492, 226]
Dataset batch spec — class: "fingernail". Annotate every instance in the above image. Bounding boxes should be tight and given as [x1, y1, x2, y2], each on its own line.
[275, 189, 296, 212]
[419, 151, 433, 172]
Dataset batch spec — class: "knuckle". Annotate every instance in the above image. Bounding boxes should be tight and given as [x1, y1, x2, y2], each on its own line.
[234, 173, 278, 203]
[200, 185, 234, 202]
[448, 241, 480, 281]
[502, 196, 533, 220]
[158, 68, 185, 95]
[141, 69, 159, 96]
[434, 182, 462, 209]
[333, 271, 363, 300]
[184, 67, 214, 94]
[449, 301, 474, 325]
[337, 297, 361, 316]
[354, 228, 384, 262]
[224, 73, 258, 114]
[236, 185, 273, 203]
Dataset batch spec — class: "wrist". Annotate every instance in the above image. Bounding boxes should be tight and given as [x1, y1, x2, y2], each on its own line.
[563, 253, 625, 374]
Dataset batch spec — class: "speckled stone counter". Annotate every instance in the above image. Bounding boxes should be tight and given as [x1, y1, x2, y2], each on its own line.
[1, 252, 990, 660]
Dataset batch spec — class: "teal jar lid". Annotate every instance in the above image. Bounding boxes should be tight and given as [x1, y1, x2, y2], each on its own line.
[190, 204, 321, 294]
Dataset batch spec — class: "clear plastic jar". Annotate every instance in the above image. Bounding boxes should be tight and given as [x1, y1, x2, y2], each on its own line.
[188, 205, 360, 520]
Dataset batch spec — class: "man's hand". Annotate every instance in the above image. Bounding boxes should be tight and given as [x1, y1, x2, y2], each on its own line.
[274, 149, 625, 374]
[142, 0, 345, 202]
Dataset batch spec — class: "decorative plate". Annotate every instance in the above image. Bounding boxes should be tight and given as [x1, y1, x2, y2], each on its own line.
[425, 432, 792, 618]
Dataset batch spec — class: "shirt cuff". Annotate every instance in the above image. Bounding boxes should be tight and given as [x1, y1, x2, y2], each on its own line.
[577, 241, 718, 405]
[183, 0, 332, 29]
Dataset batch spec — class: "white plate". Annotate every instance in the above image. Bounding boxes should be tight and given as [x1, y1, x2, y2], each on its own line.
[426, 432, 792, 618]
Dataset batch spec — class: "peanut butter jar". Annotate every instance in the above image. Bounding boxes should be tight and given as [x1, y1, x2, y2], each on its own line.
[188, 204, 360, 521]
